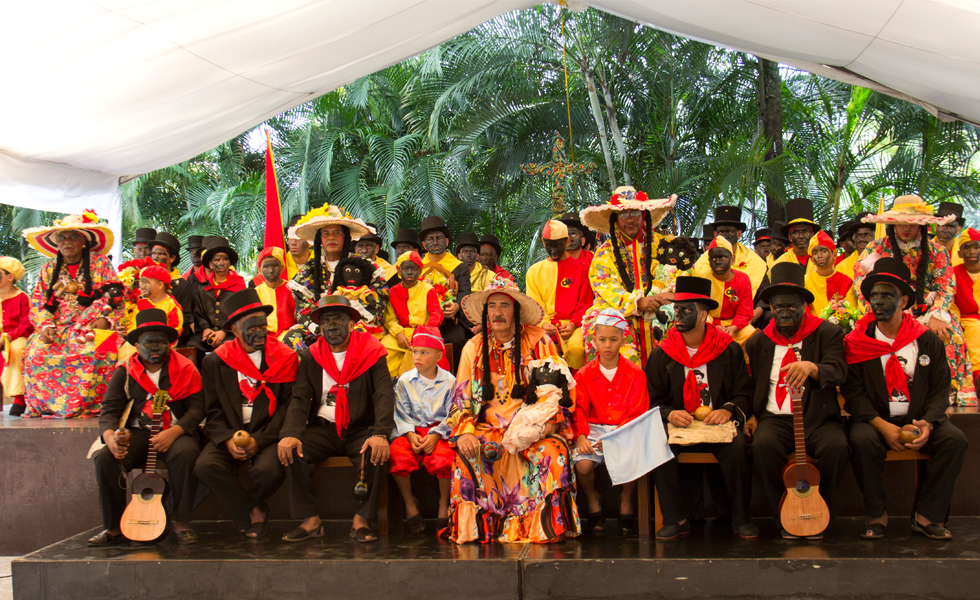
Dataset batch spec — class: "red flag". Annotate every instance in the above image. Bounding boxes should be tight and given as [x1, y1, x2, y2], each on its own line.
[264, 130, 285, 251]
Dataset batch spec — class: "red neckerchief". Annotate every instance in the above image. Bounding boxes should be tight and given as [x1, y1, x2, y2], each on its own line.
[127, 351, 202, 430]
[191, 265, 209, 284]
[309, 331, 388, 438]
[215, 335, 299, 416]
[205, 269, 246, 294]
[844, 312, 927, 405]
[658, 324, 733, 414]
[763, 311, 823, 410]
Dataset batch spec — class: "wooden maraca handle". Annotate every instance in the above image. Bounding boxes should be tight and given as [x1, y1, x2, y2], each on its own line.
[232, 430, 252, 448]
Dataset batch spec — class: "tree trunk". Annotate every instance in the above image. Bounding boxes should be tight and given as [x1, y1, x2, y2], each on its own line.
[757, 57, 785, 225]
[596, 68, 631, 186]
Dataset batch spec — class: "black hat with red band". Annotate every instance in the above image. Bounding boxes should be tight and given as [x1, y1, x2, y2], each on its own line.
[126, 308, 179, 345]
[222, 289, 274, 331]
[860, 257, 915, 304]
[760, 262, 815, 304]
[673, 276, 719, 311]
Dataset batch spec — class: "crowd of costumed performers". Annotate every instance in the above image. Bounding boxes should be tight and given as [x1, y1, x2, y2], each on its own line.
[2, 190, 973, 546]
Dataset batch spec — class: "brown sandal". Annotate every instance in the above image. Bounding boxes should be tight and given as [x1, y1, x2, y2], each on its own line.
[282, 523, 325, 542]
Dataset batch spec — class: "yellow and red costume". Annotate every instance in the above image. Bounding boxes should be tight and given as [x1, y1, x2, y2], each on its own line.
[953, 228, 980, 383]
[253, 247, 297, 339]
[526, 250, 593, 370]
[705, 237, 756, 346]
[382, 252, 445, 377]
[804, 231, 858, 315]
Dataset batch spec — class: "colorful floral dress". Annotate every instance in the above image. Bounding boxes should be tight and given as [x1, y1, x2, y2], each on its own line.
[23, 253, 123, 417]
[446, 327, 580, 543]
[854, 235, 976, 405]
[286, 257, 388, 350]
[583, 231, 667, 366]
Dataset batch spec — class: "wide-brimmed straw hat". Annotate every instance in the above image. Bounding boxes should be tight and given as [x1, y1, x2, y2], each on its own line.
[294, 205, 373, 241]
[462, 278, 545, 326]
[579, 186, 678, 234]
[23, 210, 114, 258]
[862, 195, 955, 227]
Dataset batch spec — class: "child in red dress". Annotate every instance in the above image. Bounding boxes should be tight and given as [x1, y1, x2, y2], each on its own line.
[0, 258, 35, 416]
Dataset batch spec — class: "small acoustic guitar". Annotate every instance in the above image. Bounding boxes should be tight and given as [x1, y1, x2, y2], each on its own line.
[120, 391, 170, 542]
[778, 384, 830, 538]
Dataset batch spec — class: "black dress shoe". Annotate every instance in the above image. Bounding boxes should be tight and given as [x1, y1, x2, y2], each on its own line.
[733, 522, 759, 539]
[9, 403, 24, 417]
[655, 520, 691, 541]
[88, 530, 126, 547]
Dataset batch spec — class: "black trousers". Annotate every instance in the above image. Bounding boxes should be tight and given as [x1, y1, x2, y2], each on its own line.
[752, 416, 849, 522]
[285, 420, 387, 522]
[439, 321, 466, 374]
[654, 430, 753, 527]
[193, 441, 284, 530]
[93, 428, 200, 529]
[850, 420, 968, 522]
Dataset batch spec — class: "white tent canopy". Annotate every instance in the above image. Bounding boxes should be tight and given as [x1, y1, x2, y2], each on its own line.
[3, 0, 980, 246]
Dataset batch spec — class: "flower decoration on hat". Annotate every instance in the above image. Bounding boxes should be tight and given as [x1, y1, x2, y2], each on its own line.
[862, 195, 955, 226]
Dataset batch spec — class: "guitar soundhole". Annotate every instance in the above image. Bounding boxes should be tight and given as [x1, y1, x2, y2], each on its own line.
[139, 488, 155, 501]
[795, 480, 810, 494]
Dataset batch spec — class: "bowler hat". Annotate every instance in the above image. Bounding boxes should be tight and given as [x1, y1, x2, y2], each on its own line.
[201, 236, 239, 267]
[479, 234, 503, 257]
[753, 228, 772, 245]
[418, 216, 452, 242]
[134, 228, 157, 245]
[455, 233, 482, 253]
[390, 228, 422, 251]
[309, 295, 362, 324]
[148, 232, 181, 260]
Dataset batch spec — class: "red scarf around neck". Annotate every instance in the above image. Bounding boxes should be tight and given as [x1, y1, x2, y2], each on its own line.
[205, 269, 246, 294]
[215, 335, 299, 417]
[763, 311, 823, 410]
[309, 331, 388, 438]
[127, 351, 202, 430]
[658, 323, 733, 414]
[844, 312, 927, 405]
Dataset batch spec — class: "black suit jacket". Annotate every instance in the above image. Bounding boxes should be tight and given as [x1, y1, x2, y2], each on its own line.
[170, 276, 196, 343]
[281, 350, 395, 440]
[646, 339, 753, 422]
[451, 262, 474, 329]
[193, 285, 236, 333]
[98, 355, 205, 435]
[201, 350, 291, 449]
[744, 320, 847, 430]
[842, 322, 950, 427]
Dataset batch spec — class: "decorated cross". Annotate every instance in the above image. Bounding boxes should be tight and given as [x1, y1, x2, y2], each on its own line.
[522, 131, 595, 216]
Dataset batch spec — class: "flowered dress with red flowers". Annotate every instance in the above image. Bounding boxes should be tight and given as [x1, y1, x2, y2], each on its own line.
[854, 234, 976, 406]
[23, 253, 123, 417]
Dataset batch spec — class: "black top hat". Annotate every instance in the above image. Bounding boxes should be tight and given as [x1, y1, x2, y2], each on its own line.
[134, 228, 157, 245]
[455, 233, 481, 253]
[700, 224, 715, 243]
[222, 289, 274, 331]
[781, 198, 822, 237]
[309, 295, 362, 324]
[937, 202, 965, 226]
[753, 228, 772, 244]
[390, 228, 422, 251]
[712, 206, 746, 230]
[672, 276, 719, 310]
[860, 257, 915, 305]
[836, 219, 855, 242]
[479, 234, 503, 256]
[201, 236, 239, 267]
[845, 212, 875, 239]
[557, 211, 595, 245]
[760, 262, 815, 303]
[126, 307, 179, 345]
[148, 232, 181, 260]
[770, 221, 790, 242]
[186, 235, 205, 249]
[358, 223, 383, 245]
[418, 216, 451, 242]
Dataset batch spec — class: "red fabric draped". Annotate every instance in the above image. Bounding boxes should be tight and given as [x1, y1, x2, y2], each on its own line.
[844, 312, 927, 405]
[657, 324, 733, 414]
[309, 331, 388, 438]
[824, 271, 853, 302]
[127, 351, 202, 430]
[763, 311, 823, 410]
[215, 335, 298, 416]
[205, 270, 246, 294]
[954, 264, 980, 320]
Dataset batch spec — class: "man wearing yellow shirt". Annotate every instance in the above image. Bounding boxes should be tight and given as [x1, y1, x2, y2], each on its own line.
[770, 198, 820, 275]
[418, 216, 471, 369]
[524, 220, 593, 369]
[355, 223, 396, 281]
[804, 231, 858, 315]
[936, 202, 966, 267]
[285, 215, 312, 280]
[381, 252, 445, 376]
[693, 206, 767, 296]
[455, 233, 496, 293]
[835, 213, 874, 280]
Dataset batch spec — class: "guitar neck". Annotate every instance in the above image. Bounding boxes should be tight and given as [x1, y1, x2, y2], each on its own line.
[144, 413, 164, 474]
[791, 390, 806, 466]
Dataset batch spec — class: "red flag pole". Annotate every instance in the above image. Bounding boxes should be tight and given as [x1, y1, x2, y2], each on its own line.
[264, 129, 285, 251]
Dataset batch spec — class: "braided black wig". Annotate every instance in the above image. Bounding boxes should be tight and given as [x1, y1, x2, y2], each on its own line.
[608, 212, 653, 295]
[886, 224, 930, 308]
[479, 299, 526, 403]
[44, 238, 94, 312]
[311, 226, 353, 298]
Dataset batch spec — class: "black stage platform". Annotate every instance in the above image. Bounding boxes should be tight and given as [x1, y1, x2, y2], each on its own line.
[13, 517, 980, 600]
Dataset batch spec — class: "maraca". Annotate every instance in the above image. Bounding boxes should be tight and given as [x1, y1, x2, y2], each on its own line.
[353, 454, 370, 500]
[232, 430, 252, 448]
[113, 428, 132, 447]
[481, 441, 503, 462]
[693, 406, 712, 421]
[899, 424, 922, 444]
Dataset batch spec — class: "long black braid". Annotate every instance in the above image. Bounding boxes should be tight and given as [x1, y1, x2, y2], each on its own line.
[511, 302, 525, 400]
[886, 225, 931, 309]
[311, 226, 354, 298]
[641, 212, 653, 295]
[481, 304, 493, 402]
[77, 241, 94, 306]
[609, 214, 635, 292]
[44, 238, 94, 311]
